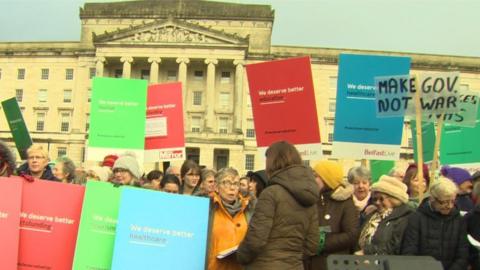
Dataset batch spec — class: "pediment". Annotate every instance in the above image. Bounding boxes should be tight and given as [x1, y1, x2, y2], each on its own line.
[93, 18, 248, 46]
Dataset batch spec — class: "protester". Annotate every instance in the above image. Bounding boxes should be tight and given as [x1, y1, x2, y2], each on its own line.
[144, 170, 163, 190]
[356, 175, 412, 255]
[403, 163, 430, 208]
[441, 166, 474, 213]
[179, 160, 201, 195]
[194, 168, 216, 196]
[347, 166, 372, 213]
[165, 165, 181, 183]
[237, 141, 319, 269]
[159, 174, 181, 194]
[239, 176, 250, 197]
[86, 166, 111, 182]
[52, 156, 76, 183]
[466, 181, 480, 270]
[402, 177, 469, 270]
[0, 141, 16, 177]
[17, 144, 56, 180]
[246, 169, 268, 198]
[111, 152, 142, 186]
[306, 161, 359, 270]
[208, 167, 251, 270]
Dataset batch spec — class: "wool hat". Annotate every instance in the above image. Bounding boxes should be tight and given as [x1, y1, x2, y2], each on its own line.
[371, 175, 409, 204]
[313, 160, 344, 189]
[441, 166, 471, 186]
[112, 152, 141, 179]
[247, 170, 268, 188]
[102, 154, 118, 168]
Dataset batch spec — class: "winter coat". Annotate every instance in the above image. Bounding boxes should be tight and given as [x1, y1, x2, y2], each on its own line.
[305, 184, 359, 270]
[208, 193, 250, 270]
[457, 193, 474, 213]
[237, 165, 319, 270]
[361, 204, 413, 255]
[464, 205, 480, 270]
[401, 199, 469, 270]
[17, 162, 56, 181]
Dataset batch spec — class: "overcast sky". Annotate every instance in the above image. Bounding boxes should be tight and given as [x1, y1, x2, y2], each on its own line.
[0, 0, 479, 57]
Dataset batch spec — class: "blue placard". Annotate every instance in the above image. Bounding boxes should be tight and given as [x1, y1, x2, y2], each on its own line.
[333, 54, 411, 160]
[111, 188, 210, 270]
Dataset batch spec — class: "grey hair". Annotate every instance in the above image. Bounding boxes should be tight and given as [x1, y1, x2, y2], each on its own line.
[56, 156, 76, 182]
[214, 167, 239, 185]
[201, 168, 216, 181]
[430, 177, 458, 199]
[347, 166, 371, 184]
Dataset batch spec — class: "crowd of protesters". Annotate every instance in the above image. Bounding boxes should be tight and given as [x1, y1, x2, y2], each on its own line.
[2, 139, 480, 269]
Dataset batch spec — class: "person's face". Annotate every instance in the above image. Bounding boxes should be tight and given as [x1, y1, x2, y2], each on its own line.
[239, 179, 249, 195]
[170, 167, 181, 180]
[151, 178, 161, 190]
[353, 177, 370, 200]
[459, 180, 473, 194]
[430, 194, 456, 215]
[53, 162, 68, 181]
[409, 176, 427, 196]
[216, 175, 240, 204]
[162, 183, 179, 194]
[248, 179, 257, 195]
[27, 151, 48, 174]
[113, 168, 133, 185]
[203, 175, 215, 193]
[183, 169, 200, 188]
[372, 192, 394, 212]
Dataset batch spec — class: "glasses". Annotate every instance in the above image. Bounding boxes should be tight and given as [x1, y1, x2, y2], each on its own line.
[221, 180, 240, 189]
[433, 197, 455, 207]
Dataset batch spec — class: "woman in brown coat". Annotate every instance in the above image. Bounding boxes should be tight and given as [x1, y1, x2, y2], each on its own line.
[237, 141, 319, 269]
[304, 161, 359, 270]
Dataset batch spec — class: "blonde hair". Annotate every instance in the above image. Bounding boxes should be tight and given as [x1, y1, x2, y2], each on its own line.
[27, 144, 49, 160]
[429, 177, 458, 199]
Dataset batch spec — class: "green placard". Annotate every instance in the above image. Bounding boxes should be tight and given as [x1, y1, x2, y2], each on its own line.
[1, 97, 32, 159]
[72, 181, 122, 270]
[441, 107, 480, 165]
[87, 77, 148, 160]
[370, 160, 395, 183]
[411, 120, 435, 163]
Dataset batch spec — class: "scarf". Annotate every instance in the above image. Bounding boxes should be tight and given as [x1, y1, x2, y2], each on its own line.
[353, 192, 371, 211]
[221, 198, 243, 218]
[358, 208, 393, 249]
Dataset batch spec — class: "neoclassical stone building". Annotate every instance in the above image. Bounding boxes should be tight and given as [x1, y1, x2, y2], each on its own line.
[1, 0, 479, 173]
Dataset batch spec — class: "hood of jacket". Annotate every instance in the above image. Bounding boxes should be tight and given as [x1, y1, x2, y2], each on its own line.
[417, 197, 460, 221]
[325, 183, 354, 201]
[269, 164, 319, 207]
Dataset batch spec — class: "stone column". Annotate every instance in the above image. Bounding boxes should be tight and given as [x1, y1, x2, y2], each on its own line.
[176, 57, 190, 105]
[95, 57, 106, 77]
[148, 57, 161, 84]
[233, 60, 245, 133]
[120, 56, 133, 79]
[205, 58, 218, 131]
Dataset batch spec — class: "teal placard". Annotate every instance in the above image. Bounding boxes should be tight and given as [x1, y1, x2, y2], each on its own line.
[1, 97, 32, 159]
[72, 181, 122, 270]
[370, 160, 395, 183]
[411, 120, 435, 163]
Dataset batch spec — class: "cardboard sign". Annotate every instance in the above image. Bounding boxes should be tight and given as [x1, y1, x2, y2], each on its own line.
[332, 54, 411, 160]
[423, 91, 479, 127]
[370, 160, 395, 183]
[111, 188, 210, 269]
[246, 56, 322, 160]
[411, 120, 435, 163]
[1, 97, 32, 159]
[144, 82, 185, 162]
[0, 177, 22, 270]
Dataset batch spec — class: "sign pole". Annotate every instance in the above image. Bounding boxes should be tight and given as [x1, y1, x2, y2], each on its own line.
[430, 114, 445, 186]
[414, 75, 425, 201]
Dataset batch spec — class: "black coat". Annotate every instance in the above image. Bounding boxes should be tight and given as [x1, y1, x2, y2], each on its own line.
[17, 162, 57, 181]
[401, 199, 469, 270]
[362, 204, 413, 255]
[465, 205, 480, 270]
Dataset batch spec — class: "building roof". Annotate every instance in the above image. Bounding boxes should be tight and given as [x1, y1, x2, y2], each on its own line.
[80, 0, 274, 21]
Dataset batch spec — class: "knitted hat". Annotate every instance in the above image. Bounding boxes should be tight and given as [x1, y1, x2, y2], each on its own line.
[112, 152, 141, 179]
[441, 166, 471, 186]
[102, 154, 118, 168]
[313, 160, 344, 189]
[371, 175, 409, 204]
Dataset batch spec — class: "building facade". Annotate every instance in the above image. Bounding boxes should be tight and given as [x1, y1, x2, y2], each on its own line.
[1, 0, 480, 174]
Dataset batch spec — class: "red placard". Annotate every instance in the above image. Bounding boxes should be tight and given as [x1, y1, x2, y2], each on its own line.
[0, 177, 22, 270]
[246, 57, 321, 154]
[18, 179, 85, 269]
[145, 82, 185, 161]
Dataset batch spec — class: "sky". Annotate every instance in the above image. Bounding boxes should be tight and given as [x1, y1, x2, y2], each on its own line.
[0, 0, 479, 57]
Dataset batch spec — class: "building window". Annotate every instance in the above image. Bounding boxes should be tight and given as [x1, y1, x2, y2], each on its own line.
[245, 154, 255, 171]
[221, 71, 231, 83]
[246, 93, 251, 108]
[65, 68, 74, 80]
[219, 117, 228, 134]
[89, 68, 96, 79]
[246, 119, 255, 138]
[60, 112, 70, 132]
[141, 69, 150, 81]
[15, 89, 23, 102]
[114, 69, 122, 78]
[87, 88, 91, 103]
[328, 132, 334, 142]
[41, 68, 49, 80]
[329, 101, 336, 112]
[167, 70, 177, 81]
[57, 147, 67, 158]
[85, 114, 90, 132]
[191, 116, 201, 132]
[36, 112, 45, 131]
[194, 70, 204, 80]
[329, 76, 338, 90]
[38, 89, 47, 103]
[17, 68, 25, 80]
[63, 89, 72, 103]
[219, 92, 230, 107]
[193, 91, 202, 106]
